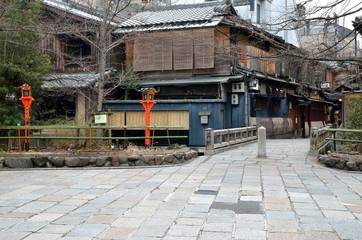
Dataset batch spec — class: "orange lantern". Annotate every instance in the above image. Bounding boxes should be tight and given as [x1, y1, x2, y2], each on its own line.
[19, 83, 34, 151]
[139, 88, 157, 146]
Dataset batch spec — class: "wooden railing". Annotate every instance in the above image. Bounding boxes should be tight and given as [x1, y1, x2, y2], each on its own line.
[0, 125, 186, 150]
[309, 125, 333, 153]
[309, 125, 362, 155]
[205, 126, 258, 153]
[325, 128, 362, 151]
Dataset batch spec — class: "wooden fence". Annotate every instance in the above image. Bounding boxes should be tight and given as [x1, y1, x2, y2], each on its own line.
[309, 125, 362, 155]
[0, 125, 186, 151]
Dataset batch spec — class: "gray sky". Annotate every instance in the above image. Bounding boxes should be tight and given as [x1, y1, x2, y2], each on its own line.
[295, 0, 361, 30]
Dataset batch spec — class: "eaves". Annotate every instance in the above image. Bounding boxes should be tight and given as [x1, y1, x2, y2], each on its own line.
[114, 18, 223, 34]
[136, 75, 244, 87]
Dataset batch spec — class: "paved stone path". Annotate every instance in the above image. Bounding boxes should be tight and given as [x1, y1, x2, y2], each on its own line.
[1, 138, 362, 240]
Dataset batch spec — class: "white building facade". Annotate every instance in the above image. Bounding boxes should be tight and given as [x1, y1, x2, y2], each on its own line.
[231, 0, 300, 47]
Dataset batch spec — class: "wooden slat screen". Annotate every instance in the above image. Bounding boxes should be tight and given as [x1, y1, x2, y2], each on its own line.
[246, 45, 276, 75]
[111, 112, 125, 127]
[151, 110, 189, 130]
[194, 29, 214, 69]
[173, 36, 193, 70]
[126, 111, 144, 126]
[265, 59, 276, 75]
[40, 34, 63, 69]
[238, 47, 249, 68]
[112, 111, 189, 130]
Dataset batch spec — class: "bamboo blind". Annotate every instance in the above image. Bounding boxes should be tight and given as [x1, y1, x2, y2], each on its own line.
[194, 29, 214, 69]
[133, 36, 155, 71]
[154, 33, 173, 71]
[214, 28, 231, 74]
[173, 36, 193, 70]
[125, 39, 134, 68]
[133, 32, 173, 72]
[132, 29, 215, 71]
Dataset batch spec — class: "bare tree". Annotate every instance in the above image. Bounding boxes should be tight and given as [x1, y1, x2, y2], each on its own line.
[268, 0, 362, 62]
[41, 0, 141, 112]
[227, 0, 361, 89]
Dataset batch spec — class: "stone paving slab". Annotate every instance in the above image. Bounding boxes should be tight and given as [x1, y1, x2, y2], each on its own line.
[0, 138, 362, 239]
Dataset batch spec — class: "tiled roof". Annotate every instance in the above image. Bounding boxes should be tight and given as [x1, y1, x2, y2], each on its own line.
[42, 73, 99, 89]
[334, 72, 362, 91]
[41, 0, 125, 25]
[42, 69, 116, 89]
[321, 91, 342, 102]
[115, 2, 236, 33]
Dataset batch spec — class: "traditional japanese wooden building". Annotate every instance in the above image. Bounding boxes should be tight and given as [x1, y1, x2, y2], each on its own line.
[104, 2, 320, 145]
[38, 1, 341, 146]
[39, 0, 123, 123]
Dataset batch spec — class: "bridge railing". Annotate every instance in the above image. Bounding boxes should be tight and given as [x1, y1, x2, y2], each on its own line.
[310, 125, 333, 153]
[310, 125, 362, 155]
[205, 126, 257, 154]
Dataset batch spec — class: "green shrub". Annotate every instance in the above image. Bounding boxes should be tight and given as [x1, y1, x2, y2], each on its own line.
[345, 98, 362, 152]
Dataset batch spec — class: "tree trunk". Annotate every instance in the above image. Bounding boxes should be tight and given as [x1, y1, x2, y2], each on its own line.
[97, 51, 106, 112]
[96, 20, 107, 112]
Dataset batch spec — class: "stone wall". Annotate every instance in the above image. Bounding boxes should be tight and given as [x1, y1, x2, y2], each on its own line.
[0, 150, 198, 168]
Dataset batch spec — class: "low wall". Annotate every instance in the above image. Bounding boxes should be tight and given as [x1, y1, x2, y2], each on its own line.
[318, 152, 362, 171]
[310, 126, 362, 171]
[0, 148, 198, 168]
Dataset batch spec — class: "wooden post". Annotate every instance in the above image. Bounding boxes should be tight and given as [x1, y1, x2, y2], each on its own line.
[17, 127, 21, 151]
[77, 128, 80, 148]
[89, 124, 92, 148]
[107, 111, 112, 147]
[166, 128, 170, 146]
[8, 131, 12, 151]
[123, 127, 127, 149]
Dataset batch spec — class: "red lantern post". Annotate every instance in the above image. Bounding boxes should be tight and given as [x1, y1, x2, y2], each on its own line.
[19, 83, 34, 151]
[140, 88, 156, 146]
